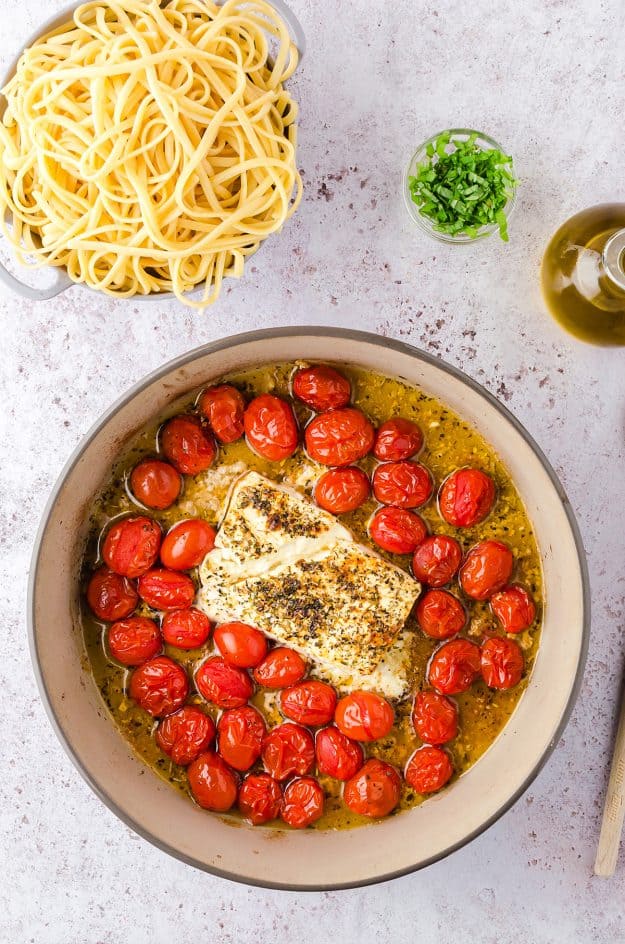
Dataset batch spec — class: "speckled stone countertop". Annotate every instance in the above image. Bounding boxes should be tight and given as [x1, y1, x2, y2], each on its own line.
[2, 1, 625, 941]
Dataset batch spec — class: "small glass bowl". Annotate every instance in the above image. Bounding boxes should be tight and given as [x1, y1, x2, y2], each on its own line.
[403, 128, 517, 244]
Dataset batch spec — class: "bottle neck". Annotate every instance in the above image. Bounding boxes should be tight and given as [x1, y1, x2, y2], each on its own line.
[603, 228, 625, 291]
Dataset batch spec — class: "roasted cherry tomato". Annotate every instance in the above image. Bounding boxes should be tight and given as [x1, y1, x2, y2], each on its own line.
[129, 459, 181, 510]
[261, 722, 315, 780]
[315, 726, 364, 780]
[481, 637, 524, 689]
[137, 568, 195, 611]
[198, 384, 245, 443]
[244, 394, 299, 461]
[213, 621, 268, 668]
[155, 706, 215, 765]
[107, 616, 161, 666]
[102, 516, 161, 578]
[335, 690, 394, 742]
[238, 773, 282, 825]
[405, 746, 453, 794]
[459, 540, 514, 600]
[305, 407, 375, 467]
[160, 518, 216, 571]
[129, 655, 189, 717]
[439, 468, 496, 527]
[373, 418, 423, 462]
[161, 414, 216, 475]
[281, 776, 324, 828]
[188, 751, 238, 811]
[416, 589, 466, 640]
[253, 647, 307, 688]
[428, 639, 481, 695]
[412, 534, 462, 587]
[86, 567, 138, 621]
[343, 758, 401, 818]
[292, 365, 351, 412]
[195, 656, 254, 709]
[314, 466, 370, 514]
[372, 460, 433, 509]
[490, 585, 536, 633]
[412, 691, 458, 745]
[217, 705, 266, 771]
[369, 506, 427, 554]
[280, 680, 337, 726]
[162, 608, 211, 649]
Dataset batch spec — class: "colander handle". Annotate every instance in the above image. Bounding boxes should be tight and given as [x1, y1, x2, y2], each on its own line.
[0, 259, 73, 301]
[268, 0, 306, 59]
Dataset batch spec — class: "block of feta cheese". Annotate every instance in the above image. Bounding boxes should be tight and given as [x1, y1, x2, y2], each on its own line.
[197, 471, 421, 699]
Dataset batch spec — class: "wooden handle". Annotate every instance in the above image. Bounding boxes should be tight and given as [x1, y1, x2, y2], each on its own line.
[594, 679, 625, 876]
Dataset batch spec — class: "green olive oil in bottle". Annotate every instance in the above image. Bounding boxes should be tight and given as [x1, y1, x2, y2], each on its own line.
[541, 204, 625, 345]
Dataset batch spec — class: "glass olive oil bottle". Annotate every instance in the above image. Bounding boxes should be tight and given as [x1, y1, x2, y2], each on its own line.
[541, 204, 625, 345]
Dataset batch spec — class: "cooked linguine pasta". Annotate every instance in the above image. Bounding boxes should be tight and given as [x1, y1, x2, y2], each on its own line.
[0, 0, 302, 307]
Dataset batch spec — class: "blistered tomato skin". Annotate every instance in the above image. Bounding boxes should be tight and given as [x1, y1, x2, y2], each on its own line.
[238, 773, 282, 825]
[439, 468, 496, 527]
[490, 585, 536, 633]
[195, 657, 254, 709]
[253, 647, 307, 688]
[412, 534, 462, 587]
[280, 680, 337, 726]
[213, 622, 268, 668]
[305, 408, 375, 467]
[137, 568, 195, 611]
[198, 384, 245, 443]
[261, 722, 315, 780]
[129, 656, 189, 717]
[155, 706, 215, 765]
[86, 567, 138, 621]
[107, 616, 161, 666]
[416, 589, 466, 640]
[217, 705, 266, 771]
[369, 506, 428, 555]
[335, 691, 394, 741]
[102, 516, 161, 578]
[412, 691, 458, 745]
[281, 777, 325, 828]
[343, 758, 402, 818]
[161, 608, 211, 649]
[372, 461, 433, 509]
[244, 394, 299, 461]
[405, 746, 453, 794]
[481, 637, 524, 689]
[188, 751, 238, 811]
[315, 726, 364, 780]
[160, 519, 216, 571]
[292, 365, 351, 412]
[314, 467, 370, 514]
[428, 639, 482, 695]
[161, 415, 217, 475]
[373, 418, 424, 462]
[129, 459, 181, 510]
[459, 540, 514, 600]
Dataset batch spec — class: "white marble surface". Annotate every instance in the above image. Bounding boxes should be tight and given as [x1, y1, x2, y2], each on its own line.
[2, 0, 625, 940]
